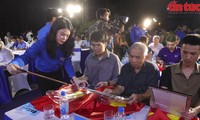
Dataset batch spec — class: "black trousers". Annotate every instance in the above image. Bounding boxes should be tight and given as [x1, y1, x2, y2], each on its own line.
[35, 68, 70, 95]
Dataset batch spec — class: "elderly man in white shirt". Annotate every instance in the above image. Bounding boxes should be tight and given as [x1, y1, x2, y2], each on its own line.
[148, 35, 164, 62]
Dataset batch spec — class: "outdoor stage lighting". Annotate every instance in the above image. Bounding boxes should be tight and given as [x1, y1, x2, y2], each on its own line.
[57, 8, 63, 14]
[66, 4, 81, 18]
[143, 18, 152, 29]
[153, 18, 157, 22]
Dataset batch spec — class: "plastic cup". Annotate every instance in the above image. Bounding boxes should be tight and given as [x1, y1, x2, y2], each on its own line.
[43, 104, 55, 120]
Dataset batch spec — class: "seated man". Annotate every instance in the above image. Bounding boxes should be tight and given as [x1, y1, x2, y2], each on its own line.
[74, 30, 122, 88]
[16, 36, 28, 50]
[157, 33, 181, 67]
[104, 42, 160, 105]
[160, 34, 200, 119]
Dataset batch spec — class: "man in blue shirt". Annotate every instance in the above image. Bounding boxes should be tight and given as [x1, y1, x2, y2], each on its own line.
[130, 23, 146, 45]
[16, 36, 28, 50]
[175, 25, 187, 44]
[38, 8, 62, 40]
[157, 33, 181, 67]
[7, 17, 78, 95]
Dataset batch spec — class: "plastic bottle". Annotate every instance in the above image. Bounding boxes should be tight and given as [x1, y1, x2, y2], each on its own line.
[115, 107, 126, 120]
[60, 91, 70, 120]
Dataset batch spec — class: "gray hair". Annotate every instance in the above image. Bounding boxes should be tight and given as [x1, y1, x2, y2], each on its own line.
[153, 35, 160, 41]
[128, 42, 148, 56]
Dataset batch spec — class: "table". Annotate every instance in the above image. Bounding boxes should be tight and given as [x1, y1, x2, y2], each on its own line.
[4, 85, 150, 120]
[4, 102, 59, 120]
[4, 102, 150, 120]
[12, 50, 26, 56]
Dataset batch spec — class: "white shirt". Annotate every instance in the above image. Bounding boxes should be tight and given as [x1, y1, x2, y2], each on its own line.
[81, 40, 90, 49]
[26, 32, 33, 41]
[149, 43, 164, 56]
[5, 41, 14, 49]
[0, 47, 14, 66]
[4, 36, 9, 45]
[74, 40, 83, 48]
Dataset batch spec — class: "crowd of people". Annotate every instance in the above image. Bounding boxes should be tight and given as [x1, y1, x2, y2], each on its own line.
[0, 7, 200, 119]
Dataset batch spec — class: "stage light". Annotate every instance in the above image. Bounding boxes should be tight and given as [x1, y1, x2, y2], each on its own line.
[57, 8, 62, 13]
[143, 18, 152, 29]
[153, 18, 157, 22]
[66, 4, 81, 13]
[66, 4, 81, 18]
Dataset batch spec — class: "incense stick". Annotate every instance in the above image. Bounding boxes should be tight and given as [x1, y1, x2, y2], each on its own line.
[17, 68, 68, 85]
[17, 68, 130, 101]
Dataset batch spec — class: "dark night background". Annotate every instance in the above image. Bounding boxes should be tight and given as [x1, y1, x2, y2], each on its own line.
[0, 0, 200, 36]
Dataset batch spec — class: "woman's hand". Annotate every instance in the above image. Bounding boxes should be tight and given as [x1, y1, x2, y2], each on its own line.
[6, 64, 23, 75]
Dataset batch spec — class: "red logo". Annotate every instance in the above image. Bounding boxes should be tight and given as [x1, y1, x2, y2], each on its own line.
[167, 0, 200, 14]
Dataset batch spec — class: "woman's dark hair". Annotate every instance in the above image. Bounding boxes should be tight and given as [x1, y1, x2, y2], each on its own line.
[46, 17, 75, 58]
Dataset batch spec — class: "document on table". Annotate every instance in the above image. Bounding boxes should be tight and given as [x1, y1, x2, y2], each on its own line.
[149, 86, 191, 117]
[126, 105, 150, 120]
[16, 102, 40, 116]
[5, 102, 60, 120]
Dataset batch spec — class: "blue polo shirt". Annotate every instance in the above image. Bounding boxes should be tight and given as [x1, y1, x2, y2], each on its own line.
[17, 42, 27, 49]
[37, 22, 51, 40]
[176, 30, 186, 42]
[11, 39, 75, 78]
[157, 46, 181, 65]
[130, 25, 146, 44]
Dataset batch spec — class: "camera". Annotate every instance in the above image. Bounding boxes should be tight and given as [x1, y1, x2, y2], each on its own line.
[110, 15, 129, 27]
[107, 15, 129, 34]
[86, 15, 129, 37]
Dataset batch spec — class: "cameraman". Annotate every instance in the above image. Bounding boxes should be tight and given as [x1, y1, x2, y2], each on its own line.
[87, 8, 111, 35]
[87, 8, 118, 52]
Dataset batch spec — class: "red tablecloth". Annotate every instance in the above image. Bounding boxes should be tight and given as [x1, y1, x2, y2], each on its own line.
[31, 85, 145, 120]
